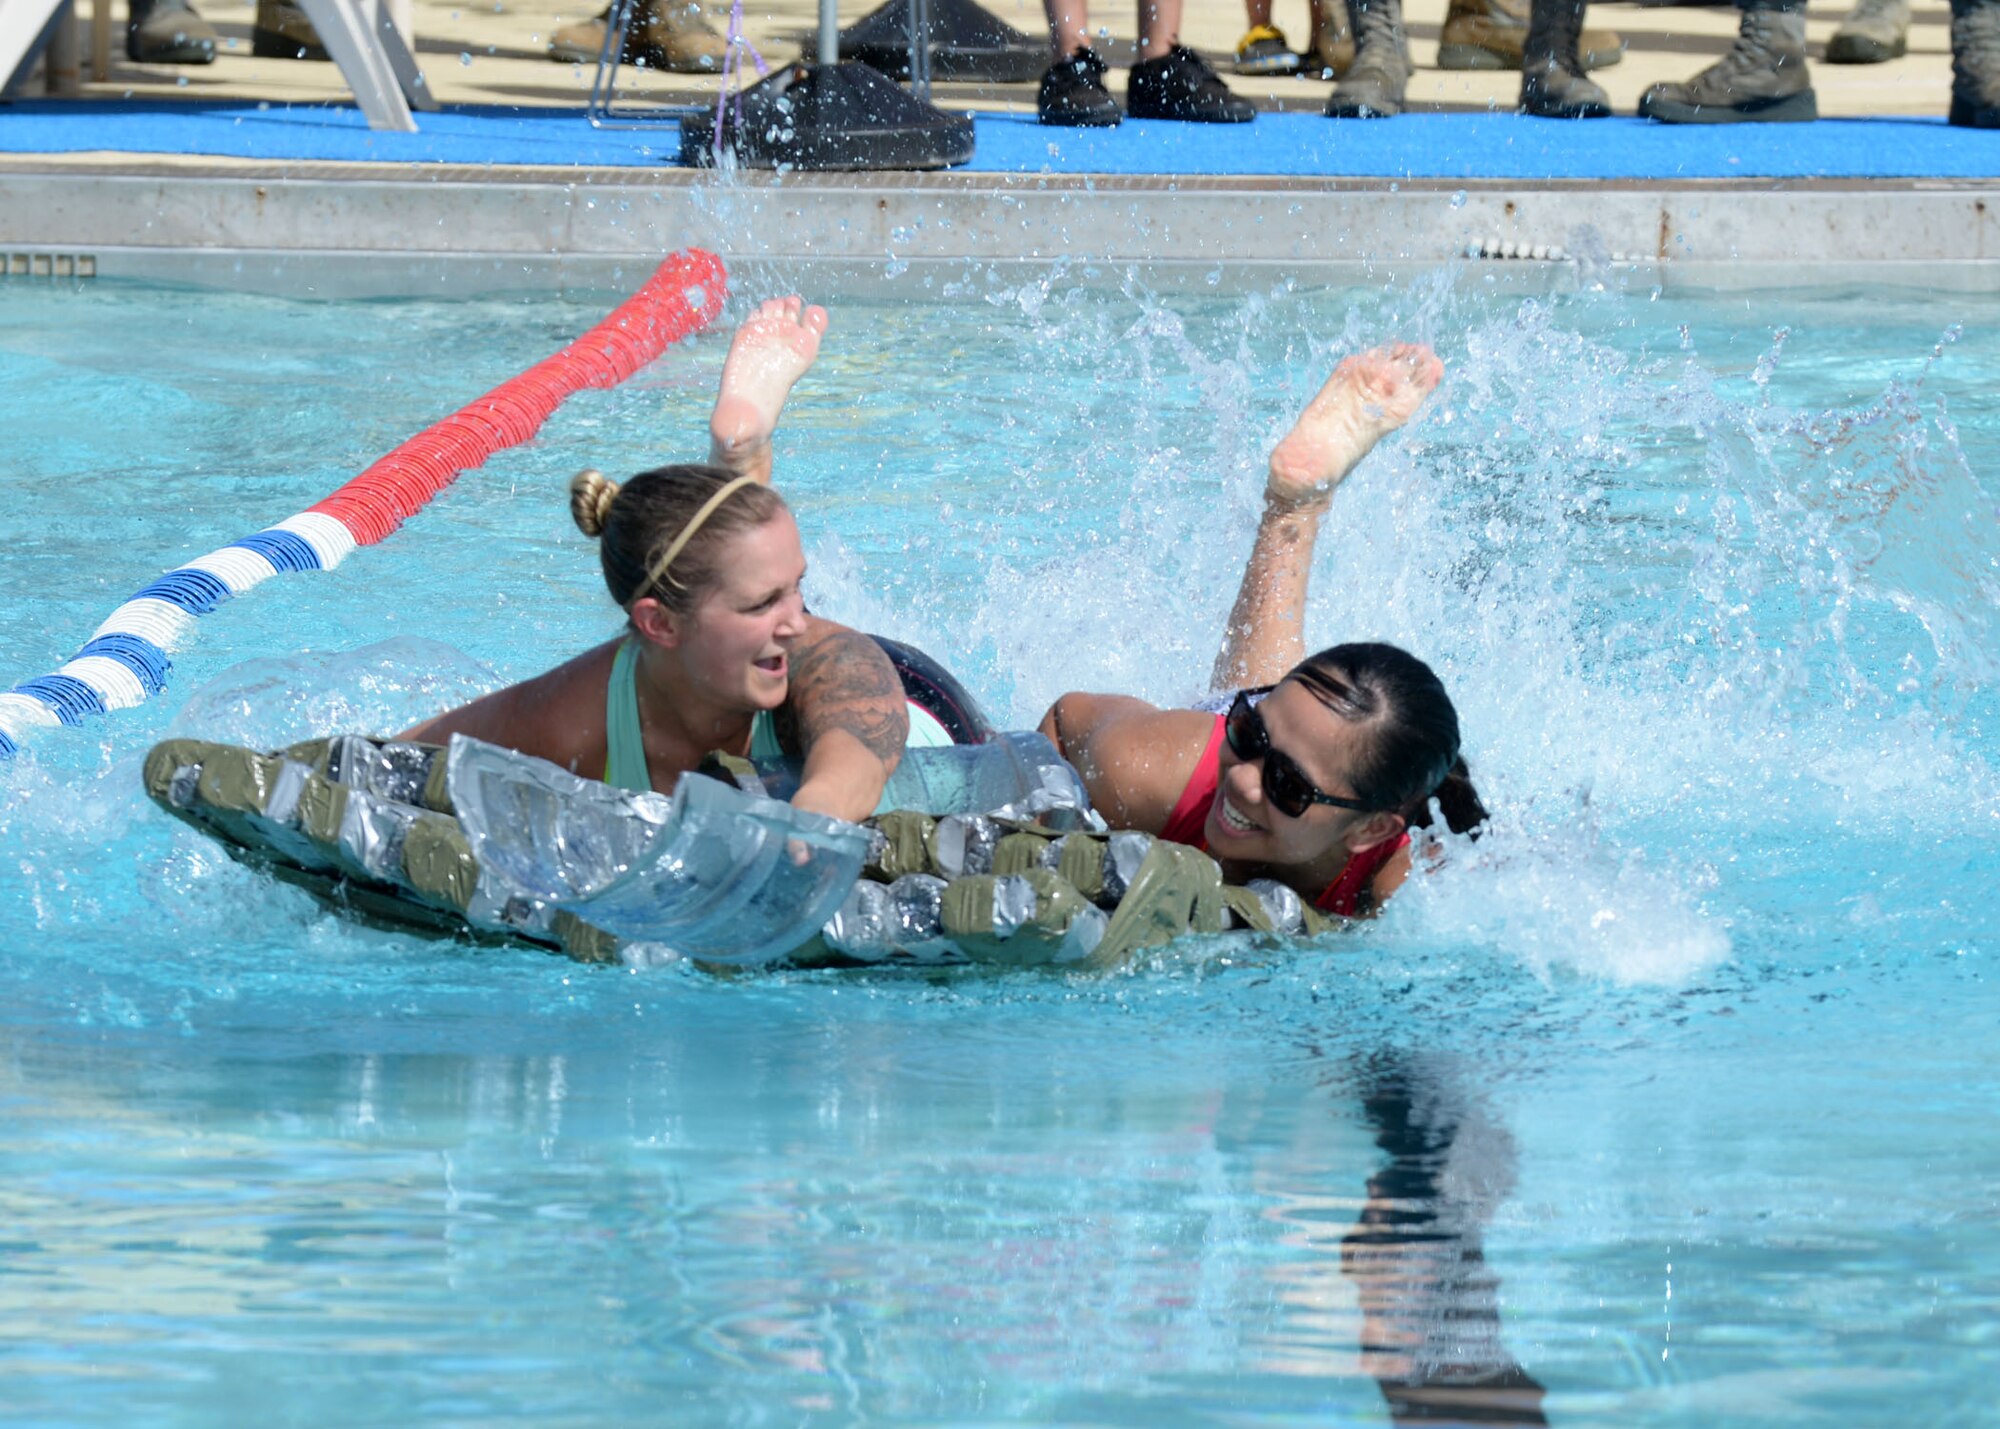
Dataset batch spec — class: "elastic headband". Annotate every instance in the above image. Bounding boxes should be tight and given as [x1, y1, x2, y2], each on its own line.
[640, 473, 760, 596]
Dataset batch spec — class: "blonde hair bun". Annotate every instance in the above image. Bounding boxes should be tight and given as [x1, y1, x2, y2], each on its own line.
[569, 468, 619, 538]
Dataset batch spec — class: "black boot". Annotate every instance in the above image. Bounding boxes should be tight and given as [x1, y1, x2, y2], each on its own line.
[1038, 47, 1122, 126]
[126, 0, 217, 63]
[1950, 0, 2000, 127]
[1325, 0, 1411, 116]
[1128, 44, 1254, 121]
[1520, 0, 1609, 116]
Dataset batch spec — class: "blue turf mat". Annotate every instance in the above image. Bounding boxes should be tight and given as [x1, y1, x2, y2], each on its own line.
[4, 99, 1997, 179]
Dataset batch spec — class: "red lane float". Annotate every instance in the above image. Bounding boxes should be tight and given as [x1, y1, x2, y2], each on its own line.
[311, 249, 728, 545]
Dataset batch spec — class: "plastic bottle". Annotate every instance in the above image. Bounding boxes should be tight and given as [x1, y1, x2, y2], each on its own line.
[874, 730, 1091, 819]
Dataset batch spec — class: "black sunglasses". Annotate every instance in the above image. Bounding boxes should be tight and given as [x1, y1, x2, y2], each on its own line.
[1224, 687, 1375, 819]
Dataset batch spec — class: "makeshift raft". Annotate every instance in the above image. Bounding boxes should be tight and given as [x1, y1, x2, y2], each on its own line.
[143, 732, 1344, 970]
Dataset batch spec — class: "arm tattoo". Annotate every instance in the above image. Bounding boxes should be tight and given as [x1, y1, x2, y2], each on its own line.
[784, 625, 908, 764]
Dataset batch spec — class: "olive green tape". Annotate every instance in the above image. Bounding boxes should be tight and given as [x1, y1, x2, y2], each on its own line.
[1086, 840, 1228, 971]
[194, 747, 278, 817]
[869, 811, 939, 880]
[939, 873, 993, 942]
[141, 738, 212, 803]
[1056, 834, 1107, 900]
[940, 868, 1096, 967]
[296, 772, 347, 847]
[1219, 885, 1275, 934]
[550, 910, 621, 965]
[279, 737, 336, 777]
[401, 813, 479, 911]
[990, 831, 1054, 877]
[421, 751, 454, 814]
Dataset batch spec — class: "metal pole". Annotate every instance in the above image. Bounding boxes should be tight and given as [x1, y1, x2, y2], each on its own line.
[818, 0, 838, 65]
[908, 0, 929, 100]
[44, 0, 78, 94]
[90, 0, 109, 81]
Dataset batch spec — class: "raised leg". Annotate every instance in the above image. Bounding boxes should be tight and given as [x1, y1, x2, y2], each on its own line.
[706, 296, 829, 486]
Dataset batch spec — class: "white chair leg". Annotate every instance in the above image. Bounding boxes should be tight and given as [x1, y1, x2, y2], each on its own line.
[291, 0, 436, 130]
[371, 0, 437, 111]
[1, 0, 66, 96]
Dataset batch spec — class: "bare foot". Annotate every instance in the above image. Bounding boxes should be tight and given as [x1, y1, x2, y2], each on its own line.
[707, 296, 829, 484]
[1266, 342, 1444, 508]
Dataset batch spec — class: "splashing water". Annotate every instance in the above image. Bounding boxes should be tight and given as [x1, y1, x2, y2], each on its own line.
[2, 273, 1996, 1426]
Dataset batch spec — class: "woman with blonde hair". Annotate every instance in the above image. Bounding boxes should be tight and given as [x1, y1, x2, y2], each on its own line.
[402, 299, 956, 823]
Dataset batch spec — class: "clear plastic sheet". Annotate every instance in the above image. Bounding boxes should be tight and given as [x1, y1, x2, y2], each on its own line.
[448, 736, 870, 966]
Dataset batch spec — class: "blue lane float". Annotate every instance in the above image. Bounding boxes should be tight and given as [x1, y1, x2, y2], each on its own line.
[0, 250, 728, 760]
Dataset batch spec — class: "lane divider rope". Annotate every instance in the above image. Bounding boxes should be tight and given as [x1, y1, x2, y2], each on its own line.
[0, 248, 728, 760]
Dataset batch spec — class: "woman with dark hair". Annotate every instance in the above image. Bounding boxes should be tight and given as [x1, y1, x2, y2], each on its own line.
[1039, 342, 1485, 916]
[402, 298, 954, 824]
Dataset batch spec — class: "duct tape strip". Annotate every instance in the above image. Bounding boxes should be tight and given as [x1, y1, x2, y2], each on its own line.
[0, 248, 727, 758]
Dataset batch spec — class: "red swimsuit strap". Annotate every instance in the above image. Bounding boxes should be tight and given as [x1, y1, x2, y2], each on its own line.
[1313, 830, 1410, 917]
[1160, 715, 1226, 848]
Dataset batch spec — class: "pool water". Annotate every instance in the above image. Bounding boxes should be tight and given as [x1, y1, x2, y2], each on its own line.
[1, 271, 1995, 1426]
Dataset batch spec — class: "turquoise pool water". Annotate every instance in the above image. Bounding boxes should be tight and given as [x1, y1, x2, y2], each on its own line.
[1, 272, 1995, 1426]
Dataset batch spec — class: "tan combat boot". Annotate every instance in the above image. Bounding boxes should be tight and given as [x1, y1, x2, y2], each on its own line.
[1638, 4, 1816, 123]
[549, 0, 727, 72]
[646, 0, 728, 71]
[1827, 0, 1910, 62]
[1324, 0, 1409, 115]
[1303, 0, 1356, 79]
[1437, 0, 1623, 71]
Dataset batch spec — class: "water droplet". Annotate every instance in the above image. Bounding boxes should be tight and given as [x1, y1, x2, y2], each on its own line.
[1450, 190, 1467, 209]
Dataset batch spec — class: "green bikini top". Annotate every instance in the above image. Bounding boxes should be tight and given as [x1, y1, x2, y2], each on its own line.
[602, 637, 951, 795]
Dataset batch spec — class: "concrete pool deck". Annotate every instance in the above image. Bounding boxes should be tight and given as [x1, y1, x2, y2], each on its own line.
[3, 0, 1998, 291]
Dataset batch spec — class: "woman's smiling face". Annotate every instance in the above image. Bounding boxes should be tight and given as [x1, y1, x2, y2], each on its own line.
[677, 510, 809, 713]
[1203, 680, 1383, 868]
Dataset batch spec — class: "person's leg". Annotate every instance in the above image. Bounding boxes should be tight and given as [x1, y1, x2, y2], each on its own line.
[1046, 0, 1089, 57]
[1951, 0, 2000, 126]
[1637, 0, 1817, 124]
[708, 297, 828, 488]
[1519, 0, 1609, 117]
[1304, 0, 1355, 79]
[1137, 0, 1180, 60]
[1324, 0, 1411, 117]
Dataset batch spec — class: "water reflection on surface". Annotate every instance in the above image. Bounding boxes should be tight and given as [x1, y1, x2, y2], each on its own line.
[1248, 1048, 1548, 1425]
[2, 1023, 1560, 1424]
